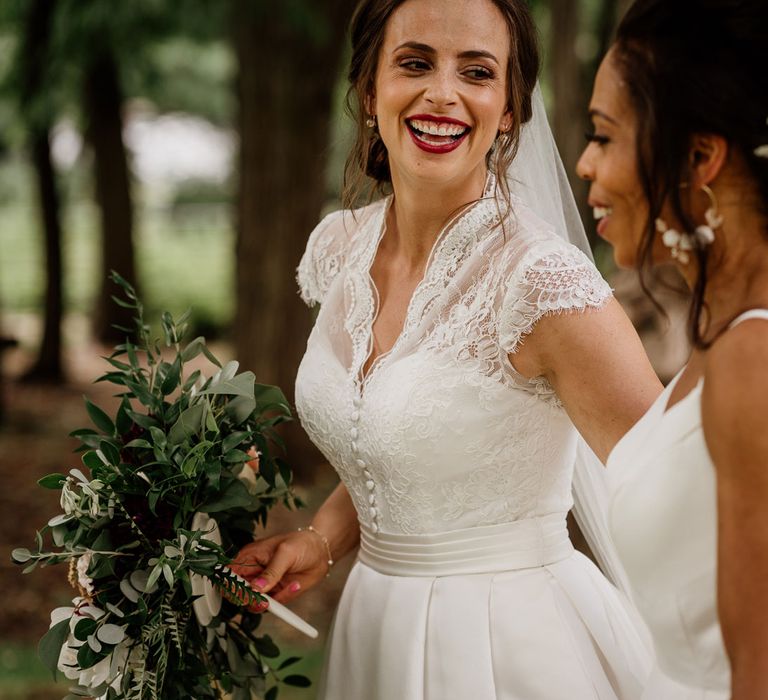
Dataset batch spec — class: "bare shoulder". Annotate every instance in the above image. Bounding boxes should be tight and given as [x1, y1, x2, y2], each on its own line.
[702, 319, 768, 469]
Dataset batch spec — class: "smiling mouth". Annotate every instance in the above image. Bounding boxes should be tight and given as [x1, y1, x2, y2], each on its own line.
[593, 205, 613, 221]
[406, 118, 471, 153]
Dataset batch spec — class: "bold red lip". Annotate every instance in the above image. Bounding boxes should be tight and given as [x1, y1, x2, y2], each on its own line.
[406, 124, 469, 154]
[406, 113, 471, 128]
[405, 114, 471, 154]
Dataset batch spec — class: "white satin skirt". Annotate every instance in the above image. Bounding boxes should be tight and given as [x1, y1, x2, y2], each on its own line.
[640, 665, 729, 700]
[318, 514, 652, 700]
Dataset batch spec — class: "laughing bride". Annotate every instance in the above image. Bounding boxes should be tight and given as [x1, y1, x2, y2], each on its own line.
[233, 0, 663, 697]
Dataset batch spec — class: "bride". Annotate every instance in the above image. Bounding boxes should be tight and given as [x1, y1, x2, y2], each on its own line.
[233, 0, 662, 697]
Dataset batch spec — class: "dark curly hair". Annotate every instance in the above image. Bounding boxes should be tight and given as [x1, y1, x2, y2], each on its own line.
[342, 0, 540, 210]
[613, 0, 768, 346]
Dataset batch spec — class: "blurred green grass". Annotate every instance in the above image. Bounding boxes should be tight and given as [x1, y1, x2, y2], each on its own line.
[0, 197, 236, 335]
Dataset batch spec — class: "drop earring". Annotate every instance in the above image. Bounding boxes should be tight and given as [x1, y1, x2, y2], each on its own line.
[366, 116, 376, 128]
[657, 183, 723, 265]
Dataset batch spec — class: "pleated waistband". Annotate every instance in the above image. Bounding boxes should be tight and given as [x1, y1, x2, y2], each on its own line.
[358, 513, 574, 577]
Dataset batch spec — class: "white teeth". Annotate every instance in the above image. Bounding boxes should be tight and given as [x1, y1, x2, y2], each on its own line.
[409, 119, 467, 137]
[593, 206, 612, 220]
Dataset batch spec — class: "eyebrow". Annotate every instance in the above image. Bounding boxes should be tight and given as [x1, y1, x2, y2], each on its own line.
[394, 41, 499, 65]
[589, 108, 619, 126]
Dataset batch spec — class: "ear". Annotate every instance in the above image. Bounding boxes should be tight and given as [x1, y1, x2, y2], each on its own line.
[498, 111, 513, 134]
[364, 88, 376, 117]
[689, 133, 728, 187]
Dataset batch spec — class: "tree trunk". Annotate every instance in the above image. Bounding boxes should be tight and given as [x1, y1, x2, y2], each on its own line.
[24, 128, 64, 382]
[18, 0, 65, 382]
[83, 50, 138, 344]
[234, 1, 356, 472]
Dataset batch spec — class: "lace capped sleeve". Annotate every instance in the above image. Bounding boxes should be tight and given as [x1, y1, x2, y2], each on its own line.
[498, 241, 613, 355]
[296, 209, 349, 307]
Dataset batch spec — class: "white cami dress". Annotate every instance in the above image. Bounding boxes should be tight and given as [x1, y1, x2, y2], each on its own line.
[608, 309, 768, 698]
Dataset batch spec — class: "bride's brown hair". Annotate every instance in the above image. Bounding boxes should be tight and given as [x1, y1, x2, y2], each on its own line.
[614, 0, 768, 347]
[342, 0, 540, 210]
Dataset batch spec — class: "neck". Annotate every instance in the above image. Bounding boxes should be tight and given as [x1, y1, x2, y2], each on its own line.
[385, 166, 488, 270]
[677, 202, 768, 330]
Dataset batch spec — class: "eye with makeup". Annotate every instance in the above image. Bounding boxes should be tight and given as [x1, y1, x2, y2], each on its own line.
[463, 65, 495, 81]
[584, 130, 610, 146]
[399, 57, 431, 72]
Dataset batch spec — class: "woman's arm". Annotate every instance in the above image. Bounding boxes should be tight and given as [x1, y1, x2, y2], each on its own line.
[511, 297, 662, 462]
[702, 322, 768, 699]
[231, 482, 359, 605]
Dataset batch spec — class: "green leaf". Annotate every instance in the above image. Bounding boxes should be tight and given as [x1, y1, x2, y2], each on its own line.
[254, 384, 290, 411]
[11, 548, 32, 563]
[126, 410, 158, 430]
[160, 357, 182, 396]
[38, 618, 70, 679]
[99, 440, 121, 466]
[201, 342, 222, 368]
[282, 674, 311, 688]
[124, 439, 152, 449]
[149, 426, 167, 452]
[115, 398, 133, 435]
[253, 634, 280, 659]
[74, 618, 98, 642]
[224, 449, 249, 464]
[225, 396, 257, 425]
[222, 431, 249, 455]
[84, 398, 115, 436]
[181, 336, 205, 362]
[38, 473, 67, 490]
[200, 478, 253, 513]
[168, 403, 205, 445]
[81, 451, 103, 472]
[201, 371, 255, 398]
[278, 656, 301, 670]
[265, 687, 279, 700]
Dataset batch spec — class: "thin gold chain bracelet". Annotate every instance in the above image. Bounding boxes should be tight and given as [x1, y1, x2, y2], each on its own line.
[298, 525, 334, 576]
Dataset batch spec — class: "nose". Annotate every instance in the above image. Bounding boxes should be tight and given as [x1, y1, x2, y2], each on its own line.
[423, 68, 458, 108]
[576, 145, 595, 182]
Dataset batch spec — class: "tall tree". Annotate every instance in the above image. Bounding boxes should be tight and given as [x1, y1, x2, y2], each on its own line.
[233, 0, 356, 460]
[82, 45, 138, 343]
[18, 0, 65, 381]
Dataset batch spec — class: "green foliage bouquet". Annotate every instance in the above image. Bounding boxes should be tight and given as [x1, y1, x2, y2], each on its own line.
[12, 274, 308, 700]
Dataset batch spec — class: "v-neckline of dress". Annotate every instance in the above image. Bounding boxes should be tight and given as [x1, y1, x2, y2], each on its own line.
[351, 177, 502, 392]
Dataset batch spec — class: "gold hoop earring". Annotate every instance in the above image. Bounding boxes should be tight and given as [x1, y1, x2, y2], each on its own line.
[366, 116, 376, 128]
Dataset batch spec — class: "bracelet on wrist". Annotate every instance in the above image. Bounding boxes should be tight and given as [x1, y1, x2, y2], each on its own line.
[298, 525, 334, 576]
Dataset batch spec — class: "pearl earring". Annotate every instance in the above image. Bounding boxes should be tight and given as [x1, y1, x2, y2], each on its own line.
[366, 116, 376, 128]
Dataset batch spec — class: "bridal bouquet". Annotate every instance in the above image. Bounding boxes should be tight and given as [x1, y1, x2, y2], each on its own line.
[12, 274, 309, 700]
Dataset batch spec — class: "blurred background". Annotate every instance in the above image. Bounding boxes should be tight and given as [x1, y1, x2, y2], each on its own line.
[0, 0, 690, 698]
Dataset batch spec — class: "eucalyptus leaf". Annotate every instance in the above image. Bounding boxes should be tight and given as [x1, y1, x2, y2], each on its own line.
[11, 548, 32, 563]
[200, 371, 255, 398]
[169, 404, 205, 445]
[96, 623, 125, 645]
[225, 396, 257, 425]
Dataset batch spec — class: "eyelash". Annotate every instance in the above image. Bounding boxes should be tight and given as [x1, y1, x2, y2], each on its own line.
[398, 59, 494, 80]
[585, 131, 610, 146]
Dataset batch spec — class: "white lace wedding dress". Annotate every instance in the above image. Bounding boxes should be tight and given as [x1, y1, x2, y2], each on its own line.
[606, 310, 768, 699]
[295, 191, 652, 699]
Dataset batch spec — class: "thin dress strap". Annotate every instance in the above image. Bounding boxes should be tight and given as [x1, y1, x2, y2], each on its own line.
[729, 309, 768, 328]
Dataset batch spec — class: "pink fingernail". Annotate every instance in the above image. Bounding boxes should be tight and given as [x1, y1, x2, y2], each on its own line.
[289, 581, 301, 593]
[255, 578, 267, 589]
